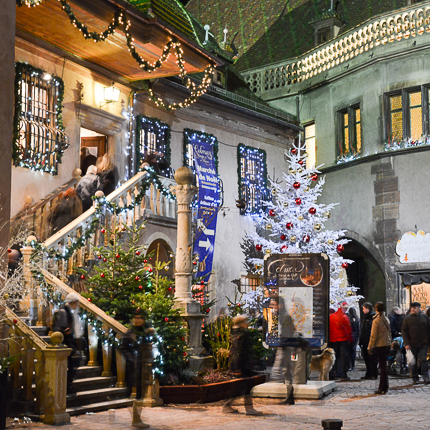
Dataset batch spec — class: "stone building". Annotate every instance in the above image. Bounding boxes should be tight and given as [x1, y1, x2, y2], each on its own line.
[190, 0, 430, 310]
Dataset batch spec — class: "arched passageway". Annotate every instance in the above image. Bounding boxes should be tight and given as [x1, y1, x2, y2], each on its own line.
[147, 239, 175, 279]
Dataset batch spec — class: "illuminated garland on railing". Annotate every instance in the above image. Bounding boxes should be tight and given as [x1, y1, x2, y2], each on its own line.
[29, 166, 176, 260]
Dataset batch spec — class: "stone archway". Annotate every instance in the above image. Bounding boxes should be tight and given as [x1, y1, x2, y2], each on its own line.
[147, 238, 175, 279]
[342, 234, 386, 306]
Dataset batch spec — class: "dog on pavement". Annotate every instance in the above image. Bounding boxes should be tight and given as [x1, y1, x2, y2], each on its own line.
[310, 348, 336, 381]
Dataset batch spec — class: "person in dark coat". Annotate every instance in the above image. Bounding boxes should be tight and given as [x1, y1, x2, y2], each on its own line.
[80, 147, 97, 176]
[402, 302, 430, 384]
[76, 165, 101, 211]
[388, 306, 404, 339]
[52, 292, 83, 394]
[48, 188, 83, 236]
[359, 302, 378, 380]
[347, 307, 360, 370]
[97, 154, 118, 196]
[222, 315, 262, 416]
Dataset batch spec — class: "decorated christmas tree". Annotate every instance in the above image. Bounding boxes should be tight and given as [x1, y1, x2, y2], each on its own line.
[77, 221, 152, 324]
[246, 140, 360, 307]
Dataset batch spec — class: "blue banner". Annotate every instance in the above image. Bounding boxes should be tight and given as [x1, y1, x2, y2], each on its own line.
[190, 136, 220, 281]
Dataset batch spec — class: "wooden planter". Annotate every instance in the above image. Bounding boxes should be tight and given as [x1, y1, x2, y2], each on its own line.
[159, 374, 266, 404]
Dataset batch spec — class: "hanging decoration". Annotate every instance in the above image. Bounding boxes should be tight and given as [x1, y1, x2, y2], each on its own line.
[237, 144, 268, 216]
[17, 0, 216, 110]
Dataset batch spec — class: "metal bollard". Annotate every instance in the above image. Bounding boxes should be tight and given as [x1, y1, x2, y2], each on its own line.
[322, 419, 343, 429]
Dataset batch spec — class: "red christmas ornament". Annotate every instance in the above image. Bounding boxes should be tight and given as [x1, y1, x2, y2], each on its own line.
[269, 209, 276, 217]
[280, 234, 286, 241]
[136, 251, 140, 256]
[103, 258, 107, 262]
[286, 222, 293, 230]
[149, 258, 152, 261]
[200, 280, 205, 285]
[148, 268, 153, 273]
[88, 298, 92, 302]
[337, 244, 345, 253]
[281, 245, 288, 252]
[116, 253, 120, 259]
[295, 198, 302, 205]
[298, 160, 304, 165]
[7, 248, 12, 253]
[80, 275, 85, 280]
[98, 255, 102, 259]
[237, 303, 241, 307]
[291, 148, 297, 155]
[101, 228, 106, 234]
[181, 337, 185, 341]
[309, 207, 316, 215]
[122, 227, 126, 231]
[135, 276, 140, 281]
[164, 317, 169, 322]
[342, 262, 348, 269]
[303, 235, 310, 243]
[256, 244, 262, 251]
[168, 287, 172, 291]
[183, 352, 187, 356]
[13, 319, 18, 324]
[206, 309, 210, 313]
[311, 173, 318, 181]
[139, 285, 143, 289]
[144, 259, 148, 263]
[293, 182, 300, 189]
[101, 273, 105, 278]
[193, 261, 197, 265]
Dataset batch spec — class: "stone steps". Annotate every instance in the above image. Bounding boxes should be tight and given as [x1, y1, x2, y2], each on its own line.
[66, 398, 134, 417]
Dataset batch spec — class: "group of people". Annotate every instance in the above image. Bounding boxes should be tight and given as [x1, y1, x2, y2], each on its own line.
[330, 300, 430, 395]
[48, 152, 118, 236]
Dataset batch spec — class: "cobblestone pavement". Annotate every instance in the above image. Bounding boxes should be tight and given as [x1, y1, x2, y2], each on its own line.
[8, 363, 430, 429]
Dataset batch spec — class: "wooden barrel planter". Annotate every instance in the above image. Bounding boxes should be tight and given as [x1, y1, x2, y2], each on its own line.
[159, 374, 266, 404]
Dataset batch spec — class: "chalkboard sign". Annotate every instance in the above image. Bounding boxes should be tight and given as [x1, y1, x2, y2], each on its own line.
[263, 253, 329, 349]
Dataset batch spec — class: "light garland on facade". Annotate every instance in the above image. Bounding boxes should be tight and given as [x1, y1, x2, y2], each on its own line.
[237, 144, 267, 216]
[384, 136, 430, 152]
[13, 62, 68, 175]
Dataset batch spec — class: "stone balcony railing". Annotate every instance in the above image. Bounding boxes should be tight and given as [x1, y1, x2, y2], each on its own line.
[242, 2, 430, 98]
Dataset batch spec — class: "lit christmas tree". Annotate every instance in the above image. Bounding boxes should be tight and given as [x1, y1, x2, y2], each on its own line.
[246, 140, 360, 307]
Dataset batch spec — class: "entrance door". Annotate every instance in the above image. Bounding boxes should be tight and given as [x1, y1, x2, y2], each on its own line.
[80, 128, 107, 175]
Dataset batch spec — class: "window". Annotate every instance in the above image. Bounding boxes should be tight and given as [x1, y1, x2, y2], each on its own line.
[385, 87, 428, 143]
[238, 144, 267, 215]
[136, 116, 171, 177]
[337, 105, 362, 157]
[14, 63, 68, 175]
[304, 123, 316, 169]
[317, 27, 331, 45]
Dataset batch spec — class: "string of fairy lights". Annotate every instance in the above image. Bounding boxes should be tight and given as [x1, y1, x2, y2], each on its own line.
[237, 144, 268, 216]
[17, 0, 215, 111]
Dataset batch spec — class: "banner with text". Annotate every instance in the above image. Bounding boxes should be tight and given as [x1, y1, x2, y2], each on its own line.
[189, 134, 220, 281]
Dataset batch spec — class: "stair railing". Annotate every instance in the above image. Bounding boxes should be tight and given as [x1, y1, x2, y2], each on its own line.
[4, 307, 71, 425]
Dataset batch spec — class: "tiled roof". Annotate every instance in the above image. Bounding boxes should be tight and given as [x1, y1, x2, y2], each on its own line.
[235, 0, 409, 71]
[125, 0, 200, 43]
[186, 0, 307, 58]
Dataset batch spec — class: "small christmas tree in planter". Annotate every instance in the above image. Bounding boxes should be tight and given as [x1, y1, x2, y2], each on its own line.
[246, 140, 361, 307]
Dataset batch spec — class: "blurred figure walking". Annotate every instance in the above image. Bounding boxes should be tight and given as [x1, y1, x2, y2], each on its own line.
[359, 302, 378, 380]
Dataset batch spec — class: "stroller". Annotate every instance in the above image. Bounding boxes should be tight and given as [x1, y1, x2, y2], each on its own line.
[387, 336, 407, 375]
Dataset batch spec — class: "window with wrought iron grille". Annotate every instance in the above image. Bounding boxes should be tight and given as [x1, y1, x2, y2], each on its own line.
[385, 87, 429, 143]
[304, 123, 316, 170]
[238, 144, 267, 215]
[136, 115, 171, 177]
[337, 105, 362, 156]
[13, 63, 68, 175]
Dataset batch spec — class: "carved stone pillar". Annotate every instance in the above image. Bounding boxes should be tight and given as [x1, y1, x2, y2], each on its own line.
[21, 241, 36, 325]
[172, 167, 204, 355]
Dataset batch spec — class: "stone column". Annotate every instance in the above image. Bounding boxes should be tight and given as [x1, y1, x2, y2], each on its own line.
[173, 167, 204, 355]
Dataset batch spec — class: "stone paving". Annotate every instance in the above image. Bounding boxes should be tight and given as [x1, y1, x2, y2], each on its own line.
[8, 362, 430, 429]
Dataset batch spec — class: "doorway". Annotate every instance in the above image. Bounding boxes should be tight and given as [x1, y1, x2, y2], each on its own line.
[80, 127, 107, 175]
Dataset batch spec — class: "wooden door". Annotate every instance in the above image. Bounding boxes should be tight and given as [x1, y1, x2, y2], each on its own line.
[80, 136, 107, 173]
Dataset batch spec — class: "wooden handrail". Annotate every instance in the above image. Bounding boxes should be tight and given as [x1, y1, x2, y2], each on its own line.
[41, 268, 129, 337]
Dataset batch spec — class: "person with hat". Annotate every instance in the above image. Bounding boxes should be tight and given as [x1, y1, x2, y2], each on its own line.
[329, 302, 353, 381]
[402, 302, 430, 384]
[52, 292, 83, 395]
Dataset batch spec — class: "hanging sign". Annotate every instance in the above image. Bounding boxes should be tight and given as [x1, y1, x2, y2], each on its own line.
[189, 135, 220, 281]
[263, 253, 329, 348]
[396, 230, 430, 263]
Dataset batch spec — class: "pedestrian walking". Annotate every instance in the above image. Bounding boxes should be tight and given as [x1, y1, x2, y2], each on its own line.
[48, 188, 83, 236]
[222, 315, 262, 416]
[347, 307, 360, 370]
[359, 302, 378, 380]
[368, 301, 391, 394]
[76, 165, 101, 211]
[402, 302, 430, 384]
[52, 292, 83, 395]
[388, 306, 406, 373]
[329, 302, 353, 381]
[97, 154, 118, 196]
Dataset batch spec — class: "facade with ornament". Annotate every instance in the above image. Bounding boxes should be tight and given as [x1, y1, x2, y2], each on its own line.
[2, 0, 300, 318]
[189, 0, 430, 311]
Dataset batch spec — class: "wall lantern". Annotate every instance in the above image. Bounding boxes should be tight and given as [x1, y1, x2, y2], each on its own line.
[101, 83, 121, 107]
